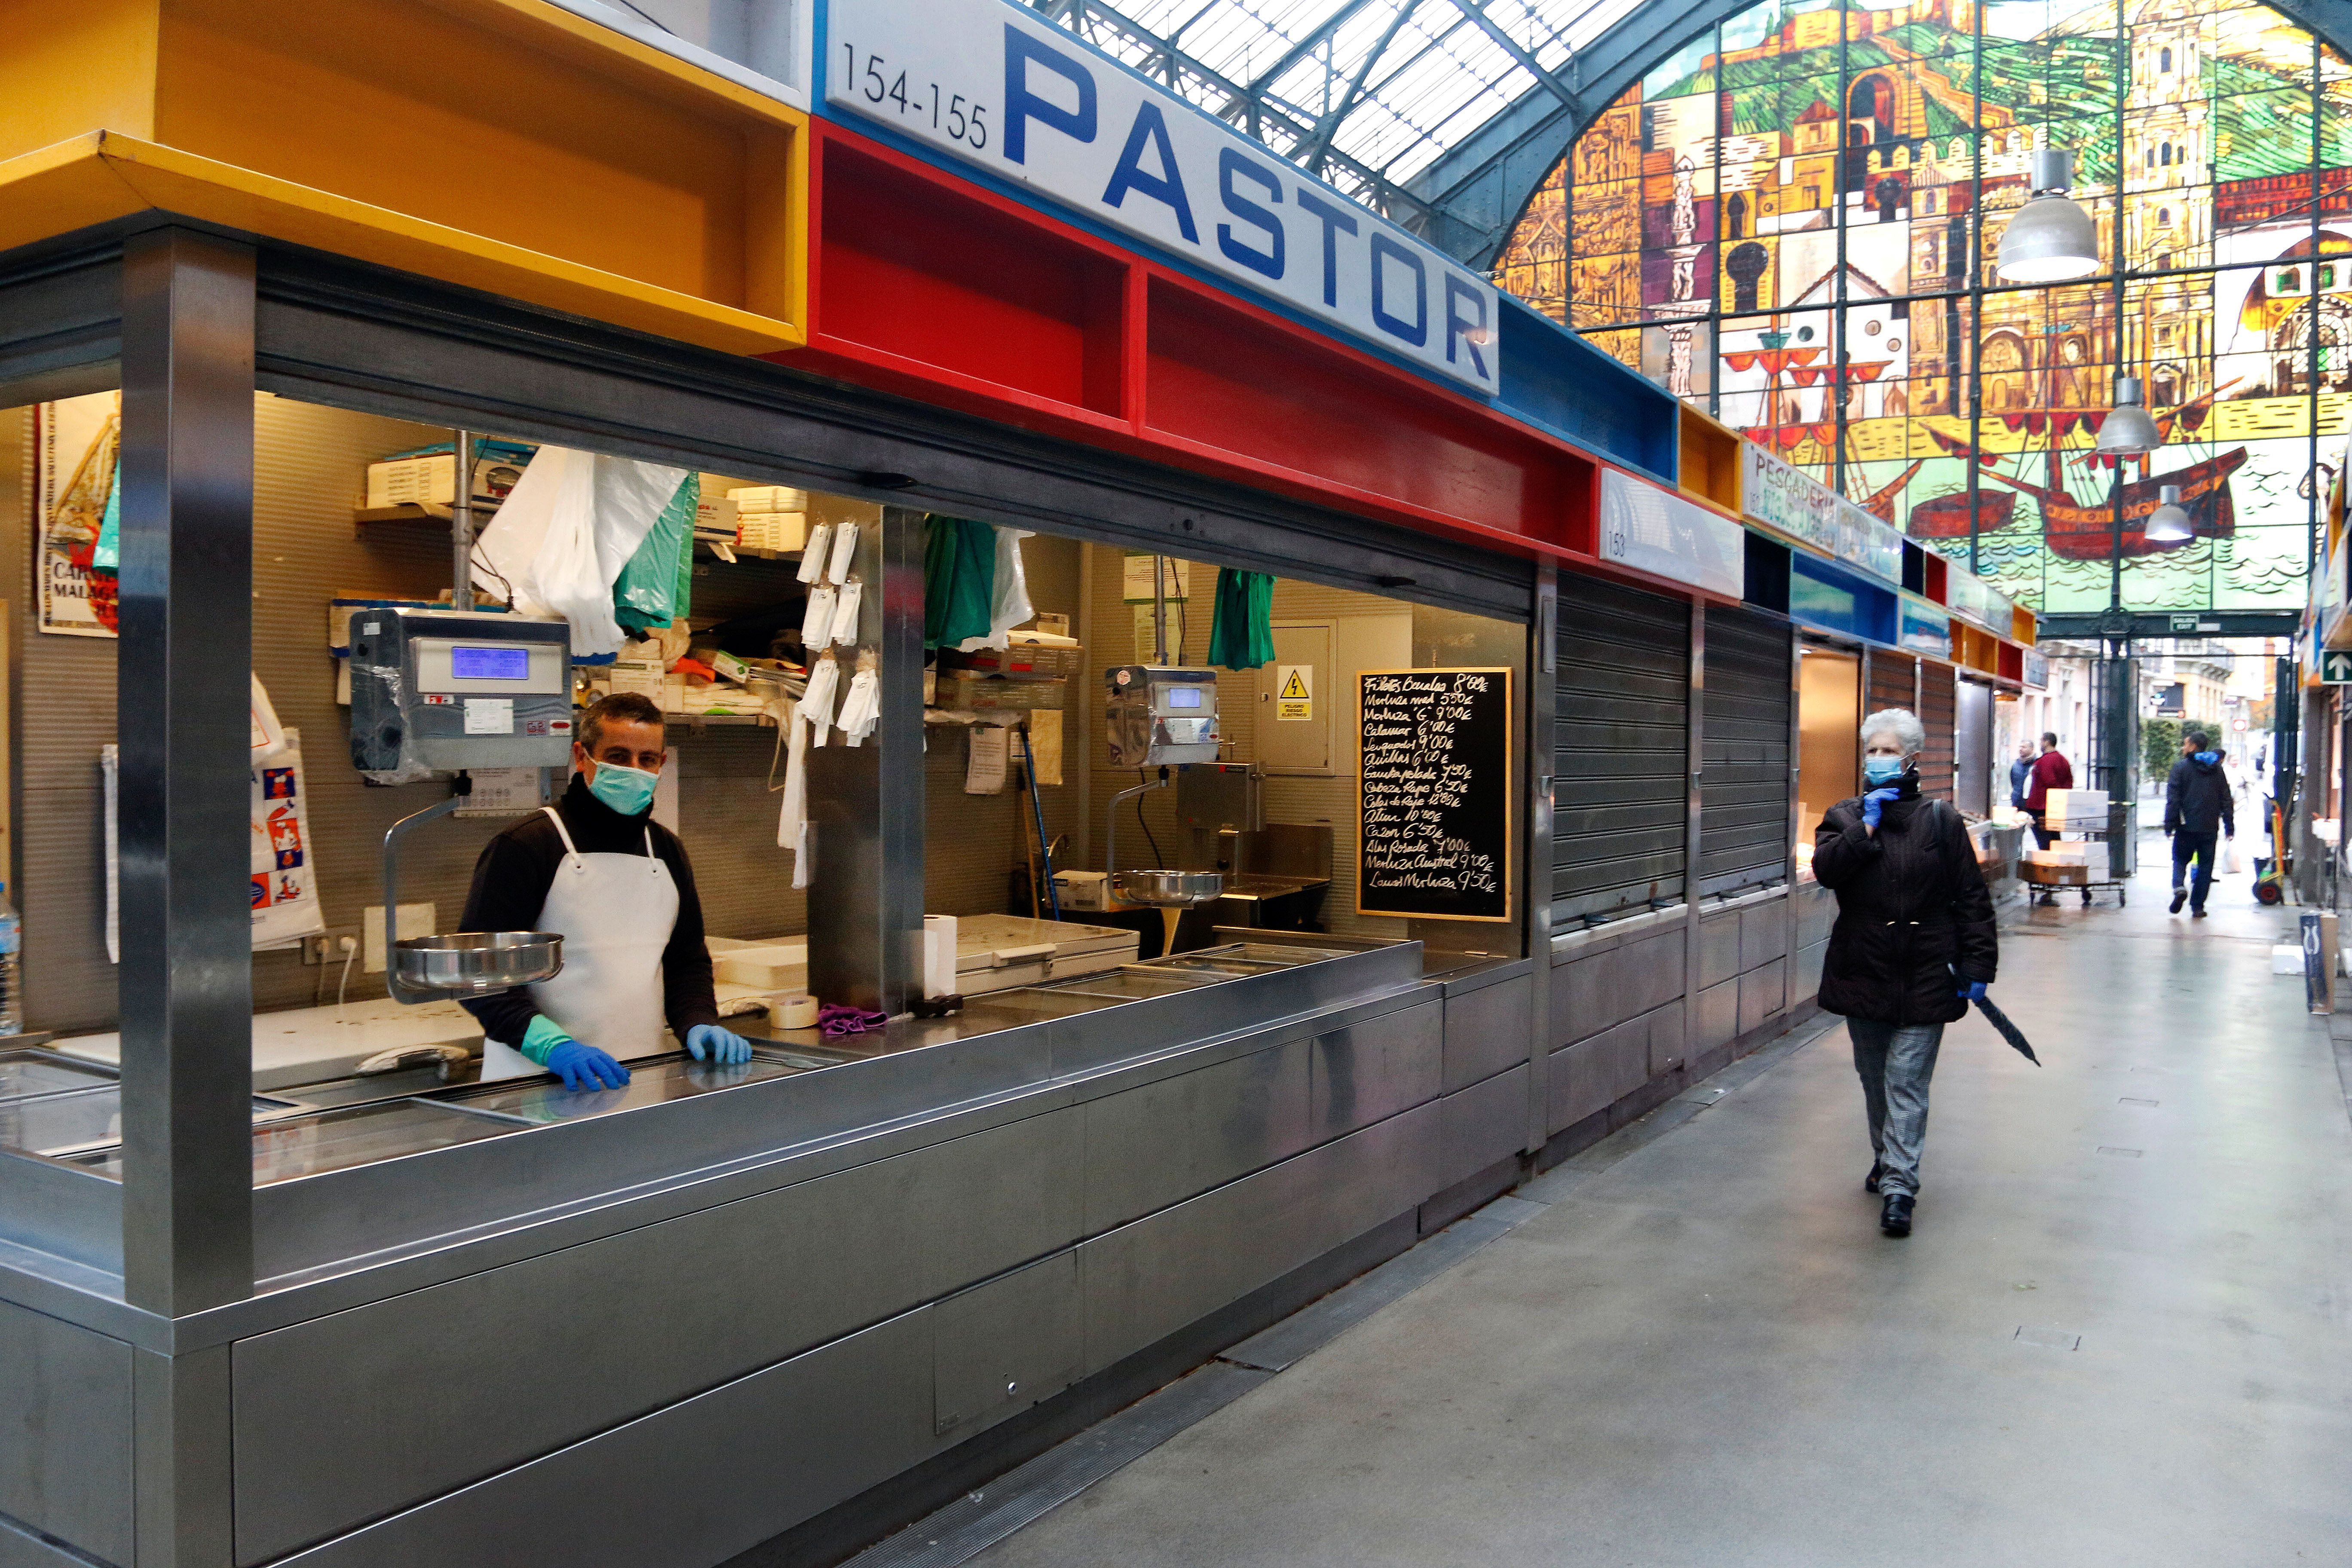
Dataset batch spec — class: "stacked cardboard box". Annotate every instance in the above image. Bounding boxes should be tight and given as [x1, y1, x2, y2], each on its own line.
[728, 486, 808, 554]
[2041, 788, 2110, 830]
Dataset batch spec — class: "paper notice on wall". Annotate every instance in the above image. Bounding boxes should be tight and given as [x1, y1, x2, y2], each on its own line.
[251, 729, 326, 951]
[1121, 554, 1189, 603]
[36, 392, 122, 638]
[966, 724, 1009, 795]
[1024, 710, 1064, 787]
[463, 697, 515, 735]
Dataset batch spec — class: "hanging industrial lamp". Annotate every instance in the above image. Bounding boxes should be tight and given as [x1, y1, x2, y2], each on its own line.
[2143, 484, 2192, 545]
[2095, 376, 2161, 455]
[1996, 148, 2101, 283]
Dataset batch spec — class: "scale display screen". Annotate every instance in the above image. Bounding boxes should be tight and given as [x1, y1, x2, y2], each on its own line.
[1164, 686, 1203, 708]
[450, 646, 531, 680]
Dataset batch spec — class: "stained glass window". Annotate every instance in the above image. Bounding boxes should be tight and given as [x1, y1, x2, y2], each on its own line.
[1495, 0, 2352, 613]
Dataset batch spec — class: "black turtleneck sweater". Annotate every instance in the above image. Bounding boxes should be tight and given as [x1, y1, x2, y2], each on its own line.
[456, 774, 720, 1047]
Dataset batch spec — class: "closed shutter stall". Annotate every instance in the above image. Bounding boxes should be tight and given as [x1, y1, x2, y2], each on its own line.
[1700, 606, 1793, 897]
[1918, 660, 1957, 802]
[1555, 573, 1690, 924]
[1867, 649, 1916, 719]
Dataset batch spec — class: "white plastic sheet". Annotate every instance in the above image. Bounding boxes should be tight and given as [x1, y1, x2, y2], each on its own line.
[471, 447, 688, 658]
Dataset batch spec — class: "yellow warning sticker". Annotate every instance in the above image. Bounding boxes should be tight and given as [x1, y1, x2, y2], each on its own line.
[1276, 664, 1312, 720]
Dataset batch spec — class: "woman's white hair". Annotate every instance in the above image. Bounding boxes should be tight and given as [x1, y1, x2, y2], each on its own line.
[1860, 707, 1926, 756]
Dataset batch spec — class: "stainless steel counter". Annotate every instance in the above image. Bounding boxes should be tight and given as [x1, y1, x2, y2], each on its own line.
[0, 933, 1547, 1568]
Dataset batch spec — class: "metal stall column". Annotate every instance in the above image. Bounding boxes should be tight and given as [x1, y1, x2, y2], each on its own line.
[1526, 564, 1557, 1154]
[117, 229, 257, 1316]
[807, 506, 925, 1014]
[1682, 606, 1706, 1074]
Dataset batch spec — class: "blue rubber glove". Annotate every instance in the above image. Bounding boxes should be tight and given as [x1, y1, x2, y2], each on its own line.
[522, 1014, 630, 1091]
[1861, 787, 1900, 830]
[686, 1023, 753, 1066]
[1957, 980, 1989, 1003]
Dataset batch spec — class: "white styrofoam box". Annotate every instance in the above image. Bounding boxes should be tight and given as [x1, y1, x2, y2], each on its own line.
[737, 510, 808, 554]
[714, 940, 809, 991]
[2043, 788, 2109, 827]
[2274, 945, 2306, 975]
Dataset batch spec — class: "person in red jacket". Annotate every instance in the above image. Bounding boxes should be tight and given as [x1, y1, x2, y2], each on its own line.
[2021, 732, 2073, 903]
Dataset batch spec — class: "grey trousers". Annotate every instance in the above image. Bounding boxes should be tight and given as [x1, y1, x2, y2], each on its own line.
[1849, 1018, 1945, 1198]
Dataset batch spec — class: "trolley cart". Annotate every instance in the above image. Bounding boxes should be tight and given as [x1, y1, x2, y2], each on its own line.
[2022, 800, 2132, 908]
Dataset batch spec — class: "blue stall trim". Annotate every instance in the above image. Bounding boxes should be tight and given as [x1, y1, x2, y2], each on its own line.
[1492, 296, 1680, 485]
[1790, 552, 1899, 648]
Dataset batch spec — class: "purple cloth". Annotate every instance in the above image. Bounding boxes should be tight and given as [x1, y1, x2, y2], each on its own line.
[818, 1003, 888, 1037]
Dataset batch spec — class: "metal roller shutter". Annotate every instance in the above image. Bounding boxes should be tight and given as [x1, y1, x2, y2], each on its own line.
[1700, 606, 1793, 897]
[1918, 662, 1957, 802]
[1554, 573, 1690, 925]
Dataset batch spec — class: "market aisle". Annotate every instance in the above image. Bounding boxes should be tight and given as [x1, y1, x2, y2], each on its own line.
[968, 845, 2352, 1568]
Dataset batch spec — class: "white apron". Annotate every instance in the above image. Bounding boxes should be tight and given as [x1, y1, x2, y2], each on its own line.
[480, 805, 681, 1081]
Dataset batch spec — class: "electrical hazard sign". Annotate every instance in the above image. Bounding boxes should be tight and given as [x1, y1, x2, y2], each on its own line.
[1276, 664, 1313, 721]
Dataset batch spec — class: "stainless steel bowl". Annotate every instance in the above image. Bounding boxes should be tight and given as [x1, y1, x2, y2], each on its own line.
[1113, 870, 1224, 907]
[391, 931, 563, 996]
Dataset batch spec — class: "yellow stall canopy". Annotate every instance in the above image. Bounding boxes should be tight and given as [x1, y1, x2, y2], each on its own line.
[0, 0, 808, 355]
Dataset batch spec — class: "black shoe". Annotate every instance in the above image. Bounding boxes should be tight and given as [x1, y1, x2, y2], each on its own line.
[2192, 908, 2208, 919]
[2170, 886, 2187, 913]
[1880, 1193, 1914, 1237]
[1865, 1160, 1884, 1194]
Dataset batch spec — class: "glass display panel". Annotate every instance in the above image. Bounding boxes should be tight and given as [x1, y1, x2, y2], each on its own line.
[1506, 0, 2352, 614]
[450, 645, 530, 680]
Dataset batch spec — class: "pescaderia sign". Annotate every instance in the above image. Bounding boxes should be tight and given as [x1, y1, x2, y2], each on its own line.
[823, 0, 1501, 395]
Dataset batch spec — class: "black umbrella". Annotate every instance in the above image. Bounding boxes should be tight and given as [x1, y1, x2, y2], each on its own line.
[1974, 994, 2041, 1065]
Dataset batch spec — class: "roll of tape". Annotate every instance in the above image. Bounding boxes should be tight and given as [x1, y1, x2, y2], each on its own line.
[773, 994, 818, 1031]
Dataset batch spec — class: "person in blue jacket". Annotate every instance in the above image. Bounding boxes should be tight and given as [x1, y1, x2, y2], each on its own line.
[2163, 729, 2235, 918]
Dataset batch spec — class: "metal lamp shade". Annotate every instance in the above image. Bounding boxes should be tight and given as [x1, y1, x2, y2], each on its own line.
[2144, 484, 2192, 545]
[1997, 192, 2101, 282]
[2096, 377, 2161, 454]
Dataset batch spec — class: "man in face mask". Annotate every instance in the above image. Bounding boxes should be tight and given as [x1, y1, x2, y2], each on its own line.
[456, 692, 752, 1090]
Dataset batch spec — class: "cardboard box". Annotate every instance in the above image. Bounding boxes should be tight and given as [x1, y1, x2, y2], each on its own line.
[365, 443, 533, 510]
[939, 642, 1085, 680]
[736, 510, 807, 554]
[1053, 870, 1112, 911]
[2020, 861, 2090, 885]
[935, 674, 1067, 712]
[693, 494, 739, 543]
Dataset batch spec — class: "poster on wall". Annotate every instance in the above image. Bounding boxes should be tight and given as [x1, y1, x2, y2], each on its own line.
[36, 392, 121, 638]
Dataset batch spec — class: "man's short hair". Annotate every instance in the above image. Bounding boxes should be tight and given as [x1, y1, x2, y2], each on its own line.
[580, 692, 665, 754]
[2185, 729, 2210, 749]
[2041, 732, 2059, 747]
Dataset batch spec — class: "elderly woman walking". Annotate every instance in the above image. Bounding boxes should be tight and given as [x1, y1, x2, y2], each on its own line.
[1813, 708, 1999, 1237]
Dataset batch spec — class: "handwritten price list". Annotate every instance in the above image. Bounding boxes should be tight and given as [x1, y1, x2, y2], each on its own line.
[1357, 669, 1511, 922]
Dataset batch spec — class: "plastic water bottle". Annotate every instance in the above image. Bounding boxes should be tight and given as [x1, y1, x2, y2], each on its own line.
[0, 884, 21, 1037]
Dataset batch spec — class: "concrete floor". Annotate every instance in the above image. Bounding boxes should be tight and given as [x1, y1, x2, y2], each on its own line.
[972, 842, 2352, 1567]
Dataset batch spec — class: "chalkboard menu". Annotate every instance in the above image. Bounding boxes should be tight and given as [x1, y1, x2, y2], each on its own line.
[1357, 668, 1513, 922]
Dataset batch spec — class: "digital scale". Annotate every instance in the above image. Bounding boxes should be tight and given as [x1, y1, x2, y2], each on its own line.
[1103, 664, 1220, 767]
[349, 608, 576, 780]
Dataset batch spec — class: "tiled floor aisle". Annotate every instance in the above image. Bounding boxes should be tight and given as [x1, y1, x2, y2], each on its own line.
[970, 841, 2352, 1567]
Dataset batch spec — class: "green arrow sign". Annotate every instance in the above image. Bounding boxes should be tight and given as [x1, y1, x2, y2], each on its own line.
[2322, 651, 2352, 683]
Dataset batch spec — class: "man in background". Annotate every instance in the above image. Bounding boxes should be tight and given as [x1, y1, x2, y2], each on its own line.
[2021, 733, 2073, 906]
[2164, 729, 2235, 918]
[2009, 741, 2035, 814]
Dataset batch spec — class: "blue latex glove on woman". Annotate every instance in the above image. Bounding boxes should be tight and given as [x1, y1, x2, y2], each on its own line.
[522, 1014, 629, 1091]
[1956, 979, 1989, 1003]
[1861, 787, 1901, 830]
[686, 1023, 753, 1066]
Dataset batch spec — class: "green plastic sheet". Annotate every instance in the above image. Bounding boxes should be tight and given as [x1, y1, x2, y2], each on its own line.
[1207, 567, 1276, 671]
[924, 514, 996, 649]
[613, 473, 697, 636]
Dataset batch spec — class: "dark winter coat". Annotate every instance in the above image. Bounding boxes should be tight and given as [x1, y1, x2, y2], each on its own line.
[2163, 754, 2235, 836]
[1813, 776, 1999, 1026]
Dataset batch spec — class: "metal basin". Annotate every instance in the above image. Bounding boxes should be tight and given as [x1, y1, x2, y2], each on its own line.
[1113, 870, 1224, 907]
[391, 931, 563, 996]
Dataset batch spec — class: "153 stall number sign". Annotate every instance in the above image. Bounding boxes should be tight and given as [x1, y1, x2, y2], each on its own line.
[837, 43, 990, 149]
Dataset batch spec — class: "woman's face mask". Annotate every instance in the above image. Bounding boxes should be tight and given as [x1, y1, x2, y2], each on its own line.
[1862, 746, 1914, 787]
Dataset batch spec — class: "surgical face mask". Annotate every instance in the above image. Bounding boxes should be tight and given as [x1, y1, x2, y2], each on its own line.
[585, 760, 658, 816]
[1863, 755, 1909, 787]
